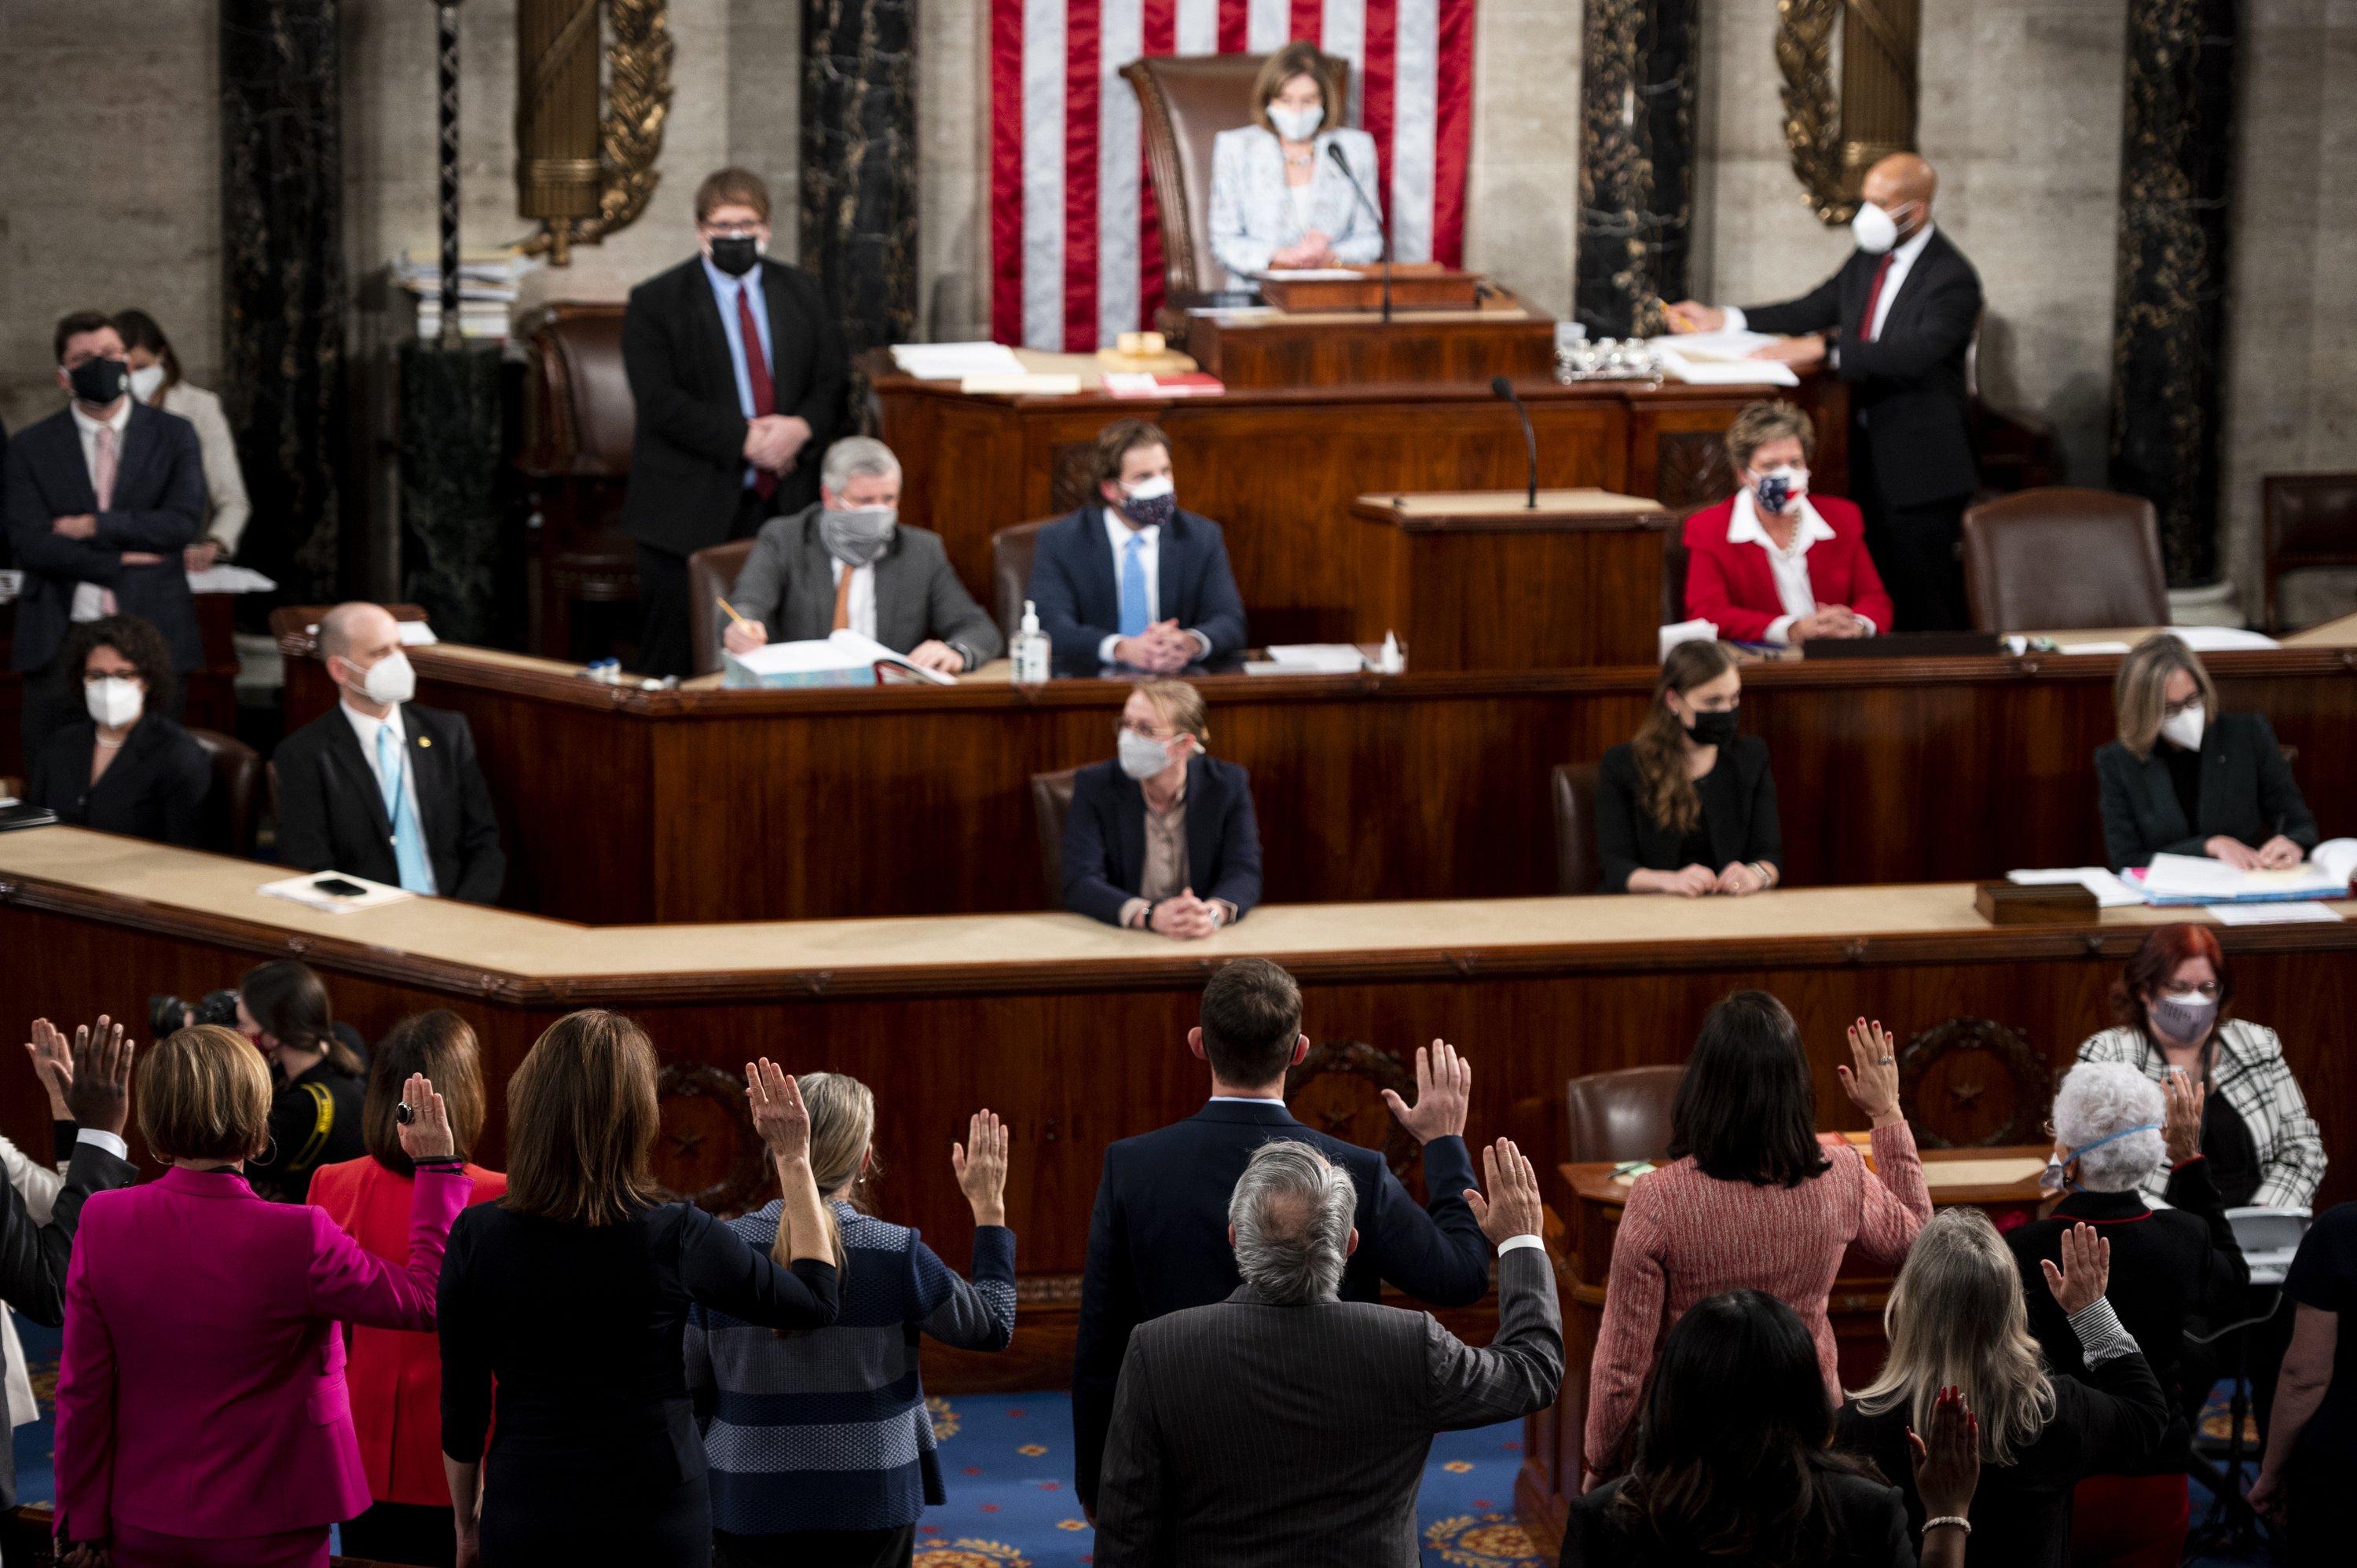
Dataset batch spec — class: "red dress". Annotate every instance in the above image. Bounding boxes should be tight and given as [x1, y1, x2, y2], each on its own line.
[309, 1156, 508, 1505]
[1682, 493, 1897, 641]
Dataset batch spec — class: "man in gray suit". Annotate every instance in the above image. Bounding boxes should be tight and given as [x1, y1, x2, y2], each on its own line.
[720, 436, 1003, 672]
[1094, 1137, 1562, 1568]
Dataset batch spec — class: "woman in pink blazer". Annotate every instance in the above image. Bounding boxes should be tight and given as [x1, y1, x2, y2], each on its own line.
[1682, 401, 1895, 644]
[53, 1025, 468, 1568]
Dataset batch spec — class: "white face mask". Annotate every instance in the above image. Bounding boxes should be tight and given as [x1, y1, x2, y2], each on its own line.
[1117, 729, 1175, 781]
[1268, 103, 1324, 143]
[128, 363, 167, 401]
[1850, 201, 1903, 255]
[347, 648, 416, 707]
[86, 676, 144, 729]
[2159, 702, 2205, 752]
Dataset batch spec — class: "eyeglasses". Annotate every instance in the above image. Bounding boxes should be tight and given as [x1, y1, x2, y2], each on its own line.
[702, 223, 762, 239]
[2161, 694, 2203, 719]
[2165, 981, 2221, 1000]
[1116, 720, 1178, 740]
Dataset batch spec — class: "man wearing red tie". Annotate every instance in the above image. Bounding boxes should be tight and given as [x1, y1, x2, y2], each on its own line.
[620, 169, 848, 676]
[1667, 154, 1983, 632]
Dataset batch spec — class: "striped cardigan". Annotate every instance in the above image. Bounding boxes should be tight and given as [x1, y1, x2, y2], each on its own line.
[2080, 1019, 2326, 1211]
[685, 1200, 1016, 1534]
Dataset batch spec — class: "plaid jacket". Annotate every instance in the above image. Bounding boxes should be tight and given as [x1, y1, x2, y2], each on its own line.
[2080, 1019, 2326, 1211]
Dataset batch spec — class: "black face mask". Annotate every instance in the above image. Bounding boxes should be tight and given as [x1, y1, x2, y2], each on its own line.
[1686, 709, 1739, 747]
[68, 356, 128, 407]
[707, 236, 761, 277]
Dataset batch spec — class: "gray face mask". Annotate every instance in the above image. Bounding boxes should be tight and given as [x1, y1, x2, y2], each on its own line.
[2150, 990, 2219, 1044]
[1117, 730, 1174, 781]
[819, 505, 897, 566]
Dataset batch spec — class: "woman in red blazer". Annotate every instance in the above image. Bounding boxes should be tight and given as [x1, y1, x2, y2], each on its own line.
[310, 1012, 508, 1568]
[1682, 401, 1894, 644]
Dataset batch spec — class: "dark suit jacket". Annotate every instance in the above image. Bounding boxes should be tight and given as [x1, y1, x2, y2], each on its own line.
[2, 403, 207, 672]
[1742, 230, 1983, 507]
[1026, 504, 1248, 660]
[2095, 711, 2318, 870]
[272, 703, 507, 903]
[1062, 755, 1263, 925]
[1072, 1100, 1493, 1507]
[724, 504, 1003, 668]
[1595, 737, 1783, 893]
[1094, 1247, 1561, 1568]
[1563, 1471, 1914, 1568]
[30, 714, 211, 847]
[618, 257, 849, 556]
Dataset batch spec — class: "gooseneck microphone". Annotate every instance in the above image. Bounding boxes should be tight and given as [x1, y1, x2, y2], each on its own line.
[1328, 141, 1393, 324]
[1491, 375, 1538, 510]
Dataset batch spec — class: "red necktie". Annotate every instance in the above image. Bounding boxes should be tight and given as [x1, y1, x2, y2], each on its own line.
[1858, 253, 1896, 343]
[735, 283, 778, 500]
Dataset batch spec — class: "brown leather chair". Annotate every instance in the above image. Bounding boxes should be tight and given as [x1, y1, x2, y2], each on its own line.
[992, 519, 1056, 647]
[1030, 767, 1080, 908]
[1961, 488, 2168, 633]
[187, 727, 262, 856]
[686, 540, 757, 676]
[1122, 51, 1353, 334]
[2263, 472, 2357, 632]
[515, 302, 640, 658]
[1551, 764, 1601, 896]
[1565, 1065, 1684, 1165]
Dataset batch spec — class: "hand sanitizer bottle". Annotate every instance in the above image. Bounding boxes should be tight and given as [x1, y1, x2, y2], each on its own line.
[1013, 599, 1052, 685]
[1376, 631, 1405, 674]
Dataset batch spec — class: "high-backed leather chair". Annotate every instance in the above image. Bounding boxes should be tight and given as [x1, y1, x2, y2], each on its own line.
[1565, 1065, 1684, 1165]
[1030, 767, 1080, 908]
[1660, 526, 1691, 625]
[1551, 764, 1601, 896]
[187, 727, 262, 856]
[992, 519, 1056, 647]
[686, 540, 757, 676]
[1122, 51, 1353, 334]
[2263, 472, 2357, 632]
[1961, 488, 2168, 633]
[515, 302, 640, 658]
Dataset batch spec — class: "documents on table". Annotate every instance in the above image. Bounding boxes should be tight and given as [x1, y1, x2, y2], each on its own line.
[396, 621, 440, 646]
[724, 629, 958, 688]
[888, 341, 1025, 380]
[258, 871, 414, 914]
[1248, 267, 1364, 281]
[2006, 867, 2144, 907]
[2211, 902, 2345, 926]
[2132, 850, 2355, 904]
[1652, 329, 1782, 361]
[1651, 333, 1801, 387]
[185, 564, 278, 594]
[2058, 625, 2281, 655]
[1244, 643, 1369, 676]
[1658, 619, 1719, 661]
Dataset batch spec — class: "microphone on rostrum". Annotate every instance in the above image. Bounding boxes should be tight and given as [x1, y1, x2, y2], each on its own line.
[1491, 375, 1538, 510]
[1327, 141, 1393, 324]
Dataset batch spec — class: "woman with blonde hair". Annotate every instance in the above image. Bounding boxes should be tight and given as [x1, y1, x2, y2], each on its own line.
[437, 1011, 839, 1566]
[1838, 1208, 2170, 1567]
[2093, 632, 2315, 871]
[687, 1076, 1015, 1567]
[1595, 639, 1783, 895]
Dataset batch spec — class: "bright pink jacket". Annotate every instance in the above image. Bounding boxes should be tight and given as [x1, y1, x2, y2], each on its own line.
[55, 1164, 469, 1541]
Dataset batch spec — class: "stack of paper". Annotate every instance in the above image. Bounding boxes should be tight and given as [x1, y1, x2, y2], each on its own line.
[1245, 643, 1368, 676]
[2061, 625, 2282, 655]
[1654, 329, 1782, 361]
[724, 630, 956, 689]
[889, 342, 1025, 380]
[185, 565, 278, 595]
[394, 250, 534, 342]
[2006, 867, 2144, 908]
[258, 872, 414, 914]
[2134, 852, 2352, 904]
[1658, 619, 1720, 661]
[1651, 332, 1801, 387]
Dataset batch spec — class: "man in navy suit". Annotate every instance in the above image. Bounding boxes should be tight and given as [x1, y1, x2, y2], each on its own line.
[4, 311, 206, 757]
[1025, 419, 1248, 668]
[1062, 679, 1260, 936]
[1071, 958, 1492, 1515]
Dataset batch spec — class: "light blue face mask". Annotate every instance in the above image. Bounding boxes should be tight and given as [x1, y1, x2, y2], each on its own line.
[2040, 1122, 2161, 1194]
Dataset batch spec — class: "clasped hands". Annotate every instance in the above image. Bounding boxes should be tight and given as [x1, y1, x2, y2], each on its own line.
[741, 414, 813, 476]
[1662, 300, 1825, 367]
[1269, 228, 1337, 270]
[1787, 601, 1869, 643]
[2205, 833, 2305, 871]
[1146, 885, 1222, 940]
[1645, 861, 1772, 898]
[1113, 619, 1199, 673]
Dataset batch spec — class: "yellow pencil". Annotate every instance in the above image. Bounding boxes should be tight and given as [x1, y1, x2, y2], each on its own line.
[717, 597, 746, 625]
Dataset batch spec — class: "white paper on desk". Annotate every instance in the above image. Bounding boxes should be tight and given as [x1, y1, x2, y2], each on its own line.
[1249, 267, 1363, 280]
[889, 341, 1023, 379]
[2315, 839, 2357, 886]
[2059, 640, 2135, 655]
[2212, 902, 2344, 925]
[1654, 346, 1801, 387]
[258, 871, 415, 914]
[396, 621, 440, 646]
[1653, 329, 1780, 361]
[2143, 852, 2352, 900]
[959, 372, 1083, 396]
[726, 629, 956, 687]
[1659, 619, 1719, 661]
[2007, 867, 2144, 907]
[2165, 625, 2280, 652]
[185, 565, 278, 594]
[1261, 643, 1369, 673]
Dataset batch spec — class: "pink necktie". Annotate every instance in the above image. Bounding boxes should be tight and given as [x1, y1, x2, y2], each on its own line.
[93, 426, 119, 614]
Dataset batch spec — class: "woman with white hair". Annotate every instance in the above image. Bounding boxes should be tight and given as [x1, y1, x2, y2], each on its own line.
[1838, 1209, 2169, 1568]
[2007, 1062, 2248, 1566]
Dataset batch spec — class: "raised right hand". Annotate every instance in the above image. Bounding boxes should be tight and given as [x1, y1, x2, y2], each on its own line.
[62, 1018, 134, 1139]
[2040, 1222, 2110, 1317]
[1837, 1018, 1904, 1125]
[25, 1018, 75, 1121]
[2204, 835, 2264, 870]
[2162, 1068, 2206, 1167]
[723, 618, 768, 655]
[1464, 1138, 1542, 1247]
[1662, 301, 1724, 334]
[1381, 1039, 1471, 1145]
[952, 1109, 1010, 1225]
[747, 1057, 812, 1163]
[1905, 1384, 1980, 1519]
[394, 1072, 456, 1162]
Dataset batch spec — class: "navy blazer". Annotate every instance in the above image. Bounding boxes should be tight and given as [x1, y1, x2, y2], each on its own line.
[2095, 711, 2318, 871]
[2, 403, 206, 672]
[1593, 736, 1784, 893]
[1025, 504, 1248, 660]
[1070, 1099, 1491, 1507]
[272, 703, 508, 904]
[1062, 754, 1262, 925]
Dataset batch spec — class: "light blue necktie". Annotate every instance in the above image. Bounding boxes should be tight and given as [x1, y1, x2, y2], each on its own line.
[1119, 533, 1150, 638]
[376, 722, 435, 894]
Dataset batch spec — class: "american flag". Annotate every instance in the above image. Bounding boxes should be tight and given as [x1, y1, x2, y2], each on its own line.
[990, 0, 1479, 352]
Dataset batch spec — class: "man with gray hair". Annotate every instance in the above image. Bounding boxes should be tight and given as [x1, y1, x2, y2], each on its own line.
[720, 435, 1003, 674]
[1094, 1137, 1561, 1566]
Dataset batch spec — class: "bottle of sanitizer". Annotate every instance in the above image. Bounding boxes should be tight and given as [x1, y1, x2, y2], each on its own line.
[1013, 599, 1052, 684]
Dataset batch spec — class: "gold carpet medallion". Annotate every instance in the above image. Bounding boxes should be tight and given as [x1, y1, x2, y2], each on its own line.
[1425, 1510, 1545, 1567]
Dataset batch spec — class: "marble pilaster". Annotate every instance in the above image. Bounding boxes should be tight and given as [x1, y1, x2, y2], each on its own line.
[802, 0, 918, 410]
[1574, 0, 1700, 338]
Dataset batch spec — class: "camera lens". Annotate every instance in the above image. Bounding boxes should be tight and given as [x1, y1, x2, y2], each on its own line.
[147, 995, 189, 1039]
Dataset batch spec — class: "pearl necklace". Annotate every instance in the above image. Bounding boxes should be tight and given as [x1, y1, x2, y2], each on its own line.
[96, 734, 127, 749]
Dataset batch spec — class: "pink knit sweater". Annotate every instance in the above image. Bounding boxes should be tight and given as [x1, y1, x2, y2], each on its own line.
[1582, 1122, 1931, 1475]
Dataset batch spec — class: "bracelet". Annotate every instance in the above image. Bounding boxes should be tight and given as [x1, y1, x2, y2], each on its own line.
[1751, 862, 1776, 888]
[1923, 1516, 1970, 1534]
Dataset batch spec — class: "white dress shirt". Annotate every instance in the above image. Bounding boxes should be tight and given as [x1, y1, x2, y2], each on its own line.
[827, 558, 878, 640]
[1725, 489, 1859, 645]
[1722, 220, 1937, 348]
[1096, 511, 1213, 666]
[68, 397, 134, 622]
[339, 699, 438, 895]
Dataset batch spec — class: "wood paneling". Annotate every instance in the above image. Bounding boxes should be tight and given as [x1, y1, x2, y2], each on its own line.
[1186, 312, 1556, 389]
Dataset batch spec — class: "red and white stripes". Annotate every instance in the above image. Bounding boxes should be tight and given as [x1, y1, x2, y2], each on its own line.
[991, 0, 1478, 351]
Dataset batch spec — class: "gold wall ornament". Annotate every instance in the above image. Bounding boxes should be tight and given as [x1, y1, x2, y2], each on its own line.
[1776, 0, 1922, 225]
[516, 0, 675, 263]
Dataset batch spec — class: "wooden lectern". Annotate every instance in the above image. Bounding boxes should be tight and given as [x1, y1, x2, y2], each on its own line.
[1351, 490, 1672, 669]
[1187, 278, 1556, 390]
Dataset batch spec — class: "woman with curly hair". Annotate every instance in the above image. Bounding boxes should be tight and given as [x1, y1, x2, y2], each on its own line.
[27, 613, 209, 846]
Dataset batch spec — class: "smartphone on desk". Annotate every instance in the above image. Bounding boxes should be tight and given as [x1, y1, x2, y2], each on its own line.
[311, 876, 370, 899]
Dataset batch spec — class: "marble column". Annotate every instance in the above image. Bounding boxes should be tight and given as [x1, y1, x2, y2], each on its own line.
[803, 0, 917, 420]
[397, 342, 508, 646]
[2109, 0, 2237, 585]
[1574, 0, 1700, 339]
[221, 0, 348, 601]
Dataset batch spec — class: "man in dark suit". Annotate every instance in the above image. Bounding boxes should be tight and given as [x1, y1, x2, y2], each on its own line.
[1064, 679, 1260, 936]
[1669, 154, 1983, 631]
[1094, 1136, 1561, 1567]
[1026, 419, 1248, 668]
[273, 602, 506, 903]
[1072, 959, 1494, 1515]
[621, 167, 849, 676]
[4, 311, 207, 757]
[718, 436, 1001, 672]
